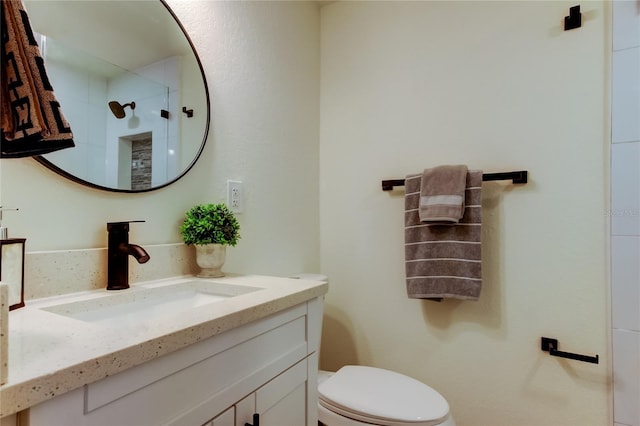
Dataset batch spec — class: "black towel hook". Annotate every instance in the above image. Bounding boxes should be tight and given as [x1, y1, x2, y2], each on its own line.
[564, 5, 582, 31]
[182, 106, 194, 118]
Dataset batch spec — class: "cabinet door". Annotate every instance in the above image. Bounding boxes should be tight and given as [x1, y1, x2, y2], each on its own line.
[237, 358, 309, 426]
[210, 406, 234, 426]
[258, 380, 306, 426]
[235, 394, 255, 426]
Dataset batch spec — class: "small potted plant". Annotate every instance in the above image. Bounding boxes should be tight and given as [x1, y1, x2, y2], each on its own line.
[181, 203, 240, 277]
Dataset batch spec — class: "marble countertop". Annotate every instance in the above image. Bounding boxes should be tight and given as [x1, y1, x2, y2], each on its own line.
[0, 274, 328, 418]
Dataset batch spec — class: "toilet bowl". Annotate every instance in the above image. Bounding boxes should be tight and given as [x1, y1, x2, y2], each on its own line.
[317, 366, 455, 426]
[290, 274, 455, 426]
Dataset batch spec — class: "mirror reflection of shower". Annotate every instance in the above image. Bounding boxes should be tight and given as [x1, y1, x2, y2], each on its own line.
[108, 101, 136, 119]
[34, 30, 178, 190]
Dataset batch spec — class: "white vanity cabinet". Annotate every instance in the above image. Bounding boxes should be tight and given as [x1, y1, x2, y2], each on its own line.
[26, 297, 323, 426]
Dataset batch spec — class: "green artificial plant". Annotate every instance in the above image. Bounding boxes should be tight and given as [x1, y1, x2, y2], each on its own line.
[181, 203, 241, 246]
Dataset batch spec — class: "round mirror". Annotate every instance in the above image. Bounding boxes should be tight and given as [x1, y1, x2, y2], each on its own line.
[25, 0, 209, 192]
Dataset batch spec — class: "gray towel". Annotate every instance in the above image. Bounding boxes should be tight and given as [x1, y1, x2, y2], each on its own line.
[419, 165, 468, 223]
[404, 170, 483, 301]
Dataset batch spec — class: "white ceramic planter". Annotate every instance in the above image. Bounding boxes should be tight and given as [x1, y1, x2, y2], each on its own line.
[195, 244, 227, 278]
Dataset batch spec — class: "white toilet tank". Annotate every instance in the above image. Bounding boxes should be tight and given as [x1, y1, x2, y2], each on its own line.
[290, 273, 328, 283]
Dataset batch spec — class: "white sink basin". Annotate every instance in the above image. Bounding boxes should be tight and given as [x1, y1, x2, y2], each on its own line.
[41, 280, 261, 324]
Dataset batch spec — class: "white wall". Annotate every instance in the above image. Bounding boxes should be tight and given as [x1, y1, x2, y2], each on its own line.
[319, 2, 610, 425]
[0, 1, 321, 278]
[611, 2, 640, 425]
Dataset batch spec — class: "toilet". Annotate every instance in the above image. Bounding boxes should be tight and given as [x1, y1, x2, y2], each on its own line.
[317, 366, 455, 426]
[290, 274, 455, 426]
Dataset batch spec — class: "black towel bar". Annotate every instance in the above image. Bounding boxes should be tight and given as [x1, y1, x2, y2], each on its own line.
[381, 170, 528, 191]
[541, 337, 599, 364]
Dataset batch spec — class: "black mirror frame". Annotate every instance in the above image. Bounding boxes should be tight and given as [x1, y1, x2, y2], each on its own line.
[33, 0, 210, 193]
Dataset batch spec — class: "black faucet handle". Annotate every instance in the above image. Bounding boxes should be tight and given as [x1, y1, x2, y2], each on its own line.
[106, 220, 148, 291]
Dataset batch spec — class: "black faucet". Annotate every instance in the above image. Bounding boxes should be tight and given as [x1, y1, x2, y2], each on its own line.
[107, 221, 150, 290]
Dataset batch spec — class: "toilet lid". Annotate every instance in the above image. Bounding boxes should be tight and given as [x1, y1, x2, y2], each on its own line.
[318, 366, 450, 426]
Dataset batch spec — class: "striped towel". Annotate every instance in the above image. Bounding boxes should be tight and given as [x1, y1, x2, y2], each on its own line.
[1, 0, 74, 158]
[419, 165, 468, 223]
[404, 170, 483, 301]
